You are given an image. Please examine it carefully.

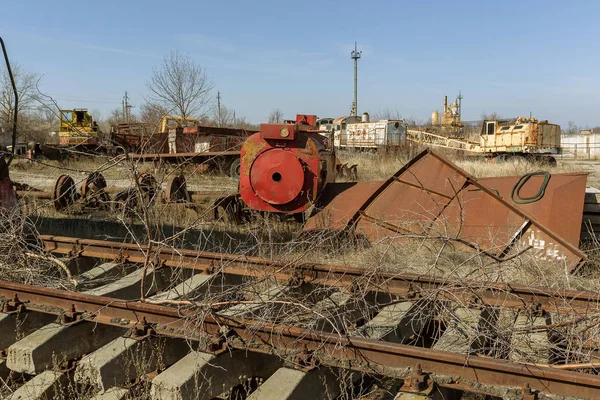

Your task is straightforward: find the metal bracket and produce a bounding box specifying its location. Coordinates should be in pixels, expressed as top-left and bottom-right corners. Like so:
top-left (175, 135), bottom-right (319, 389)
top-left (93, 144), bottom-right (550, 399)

top-left (525, 298), bottom-right (544, 317)
top-left (398, 364), bottom-right (434, 395)
top-left (294, 345), bottom-right (320, 372)
top-left (208, 325), bottom-right (236, 353)
top-left (2, 294), bottom-right (27, 314)
top-left (521, 383), bottom-right (538, 400)
top-left (60, 304), bottom-right (84, 325)
top-left (115, 248), bottom-right (129, 264)
top-left (127, 317), bottom-right (155, 341)
top-left (204, 262), bottom-right (216, 275)
top-left (406, 283), bottom-right (421, 300)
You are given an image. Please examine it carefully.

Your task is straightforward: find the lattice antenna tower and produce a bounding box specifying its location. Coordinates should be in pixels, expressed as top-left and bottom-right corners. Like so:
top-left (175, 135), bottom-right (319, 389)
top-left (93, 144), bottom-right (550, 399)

top-left (350, 41), bottom-right (362, 117)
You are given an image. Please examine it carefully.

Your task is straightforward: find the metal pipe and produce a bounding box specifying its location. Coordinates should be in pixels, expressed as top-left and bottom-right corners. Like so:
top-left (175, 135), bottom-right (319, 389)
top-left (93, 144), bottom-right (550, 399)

top-left (0, 37), bottom-right (18, 169)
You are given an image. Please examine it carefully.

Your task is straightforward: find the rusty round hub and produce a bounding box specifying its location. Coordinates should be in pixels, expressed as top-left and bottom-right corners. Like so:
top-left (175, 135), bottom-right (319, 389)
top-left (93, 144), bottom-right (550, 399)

top-left (165, 175), bottom-right (190, 203)
top-left (81, 171), bottom-right (107, 198)
top-left (138, 172), bottom-right (158, 203)
top-left (53, 175), bottom-right (76, 211)
top-left (250, 149), bottom-right (304, 205)
top-left (113, 188), bottom-right (138, 214)
top-left (138, 172), bottom-right (156, 193)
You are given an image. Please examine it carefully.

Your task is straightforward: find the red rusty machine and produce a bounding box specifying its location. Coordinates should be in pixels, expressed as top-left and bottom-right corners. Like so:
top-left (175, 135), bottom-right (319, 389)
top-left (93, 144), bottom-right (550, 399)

top-left (239, 116), bottom-right (336, 216)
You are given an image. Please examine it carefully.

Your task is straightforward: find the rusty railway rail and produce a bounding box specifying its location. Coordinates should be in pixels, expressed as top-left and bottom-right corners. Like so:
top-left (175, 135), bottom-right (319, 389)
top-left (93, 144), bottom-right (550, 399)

top-left (0, 278), bottom-right (600, 398)
top-left (40, 235), bottom-right (600, 315)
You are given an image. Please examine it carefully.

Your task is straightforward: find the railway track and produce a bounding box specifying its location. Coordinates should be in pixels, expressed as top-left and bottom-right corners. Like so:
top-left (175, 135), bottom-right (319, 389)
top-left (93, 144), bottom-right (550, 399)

top-left (0, 236), bottom-right (598, 399)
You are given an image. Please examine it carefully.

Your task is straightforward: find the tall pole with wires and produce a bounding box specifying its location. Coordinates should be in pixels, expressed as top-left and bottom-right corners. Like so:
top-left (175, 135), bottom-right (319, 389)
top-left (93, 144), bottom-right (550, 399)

top-left (350, 41), bottom-right (362, 117)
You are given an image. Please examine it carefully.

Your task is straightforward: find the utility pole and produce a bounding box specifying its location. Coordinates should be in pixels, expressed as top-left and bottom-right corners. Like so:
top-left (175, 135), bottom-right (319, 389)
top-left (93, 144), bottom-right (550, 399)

top-left (350, 41), bottom-right (362, 117)
top-left (217, 91), bottom-right (222, 127)
top-left (123, 91), bottom-right (133, 123)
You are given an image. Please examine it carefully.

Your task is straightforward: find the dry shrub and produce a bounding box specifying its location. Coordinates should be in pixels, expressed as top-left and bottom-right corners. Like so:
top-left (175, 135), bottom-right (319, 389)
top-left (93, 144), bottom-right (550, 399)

top-left (0, 207), bottom-right (74, 289)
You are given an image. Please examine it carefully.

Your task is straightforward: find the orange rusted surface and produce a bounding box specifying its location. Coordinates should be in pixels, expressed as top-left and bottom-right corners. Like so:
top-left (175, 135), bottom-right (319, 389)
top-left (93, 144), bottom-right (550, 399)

top-left (306, 150), bottom-right (587, 271)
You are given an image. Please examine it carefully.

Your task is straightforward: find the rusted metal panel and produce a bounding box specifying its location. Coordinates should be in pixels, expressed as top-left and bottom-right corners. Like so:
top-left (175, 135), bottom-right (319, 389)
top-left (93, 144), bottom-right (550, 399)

top-left (306, 150), bottom-right (586, 271)
top-left (477, 173), bottom-right (586, 247)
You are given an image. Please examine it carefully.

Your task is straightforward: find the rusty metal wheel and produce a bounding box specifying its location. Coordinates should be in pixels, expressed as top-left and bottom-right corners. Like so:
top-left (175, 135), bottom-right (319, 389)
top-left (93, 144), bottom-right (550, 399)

top-left (213, 194), bottom-right (246, 224)
top-left (53, 175), bottom-right (77, 211)
top-left (138, 172), bottom-right (158, 203)
top-left (112, 188), bottom-right (138, 215)
top-left (81, 171), bottom-right (107, 198)
top-left (165, 175), bottom-right (190, 203)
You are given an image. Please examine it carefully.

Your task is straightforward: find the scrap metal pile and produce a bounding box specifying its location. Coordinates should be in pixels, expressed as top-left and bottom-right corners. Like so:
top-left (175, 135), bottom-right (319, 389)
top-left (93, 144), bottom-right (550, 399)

top-left (4, 36), bottom-right (600, 399)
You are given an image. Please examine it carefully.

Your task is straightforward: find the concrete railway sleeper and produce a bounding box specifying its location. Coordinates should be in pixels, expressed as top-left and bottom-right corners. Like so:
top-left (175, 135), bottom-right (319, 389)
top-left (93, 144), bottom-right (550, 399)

top-left (0, 259), bottom-right (598, 398)
top-left (40, 235), bottom-right (600, 315)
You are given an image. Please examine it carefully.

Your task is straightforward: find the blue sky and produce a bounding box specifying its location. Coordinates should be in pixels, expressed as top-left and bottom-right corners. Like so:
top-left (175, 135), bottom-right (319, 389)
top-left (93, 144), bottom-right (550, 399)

top-left (1, 0), bottom-right (599, 127)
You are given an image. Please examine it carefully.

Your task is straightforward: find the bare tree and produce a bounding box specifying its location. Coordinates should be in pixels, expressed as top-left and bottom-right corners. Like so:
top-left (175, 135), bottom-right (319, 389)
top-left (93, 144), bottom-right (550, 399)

top-left (372, 108), bottom-right (404, 121)
top-left (0, 63), bottom-right (40, 143)
top-left (145, 50), bottom-right (214, 120)
top-left (481, 112), bottom-right (501, 121)
top-left (563, 121), bottom-right (580, 136)
top-left (139, 102), bottom-right (170, 133)
top-left (211, 104), bottom-right (237, 128)
top-left (268, 108), bottom-right (284, 123)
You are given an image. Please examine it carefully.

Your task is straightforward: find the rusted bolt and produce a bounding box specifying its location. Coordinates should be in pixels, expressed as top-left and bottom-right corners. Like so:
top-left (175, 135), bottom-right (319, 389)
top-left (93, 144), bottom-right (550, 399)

top-left (526, 298), bottom-right (544, 316)
top-left (521, 383), bottom-right (537, 400)
top-left (61, 304), bottom-right (83, 324)
top-left (130, 317), bottom-right (155, 340)
top-left (408, 364), bottom-right (429, 391)
top-left (2, 294), bottom-right (26, 314)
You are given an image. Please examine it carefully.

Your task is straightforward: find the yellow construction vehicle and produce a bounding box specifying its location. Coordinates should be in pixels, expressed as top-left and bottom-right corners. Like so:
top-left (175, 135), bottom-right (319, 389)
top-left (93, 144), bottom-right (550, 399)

top-left (407, 117), bottom-right (561, 165)
top-left (159, 115), bottom-right (199, 133)
top-left (58, 108), bottom-right (100, 146)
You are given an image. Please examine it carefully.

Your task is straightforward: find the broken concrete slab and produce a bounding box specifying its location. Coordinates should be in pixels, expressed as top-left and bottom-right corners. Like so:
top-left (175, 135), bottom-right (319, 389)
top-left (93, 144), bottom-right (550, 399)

top-left (509, 313), bottom-right (552, 364)
top-left (433, 308), bottom-right (491, 354)
top-left (218, 283), bottom-right (289, 318)
top-left (78, 262), bottom-right (138, 285)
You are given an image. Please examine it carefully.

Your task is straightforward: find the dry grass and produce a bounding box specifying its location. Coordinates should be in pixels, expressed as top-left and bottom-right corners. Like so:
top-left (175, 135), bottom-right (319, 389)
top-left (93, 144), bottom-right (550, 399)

top-left (336, 147), bottom-right (595, 183)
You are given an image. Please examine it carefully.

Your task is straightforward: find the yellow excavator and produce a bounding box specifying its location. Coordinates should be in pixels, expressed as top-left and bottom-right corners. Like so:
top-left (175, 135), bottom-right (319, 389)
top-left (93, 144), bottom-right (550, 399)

top-left (58, 108), bottom-right (100, 146)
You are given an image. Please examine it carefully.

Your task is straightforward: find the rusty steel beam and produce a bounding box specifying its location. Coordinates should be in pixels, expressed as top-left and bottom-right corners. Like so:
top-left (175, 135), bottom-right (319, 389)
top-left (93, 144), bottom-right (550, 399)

top-left (0, 279), bottom-right (599, 397)
top-left (39, 235), bottom-right (600, 315)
